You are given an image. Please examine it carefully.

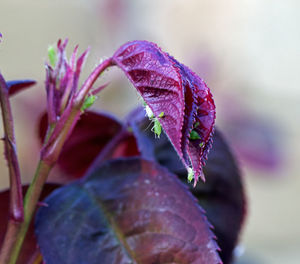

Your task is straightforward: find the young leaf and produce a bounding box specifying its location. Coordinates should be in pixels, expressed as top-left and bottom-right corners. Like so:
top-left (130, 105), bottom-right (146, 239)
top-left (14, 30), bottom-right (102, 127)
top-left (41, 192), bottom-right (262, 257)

top-left (127, 108), bottom-right (246, 264)
top-left (35, 158), bottom-right (221, 264)
top-left (111, 40), bottom-right (216, 185)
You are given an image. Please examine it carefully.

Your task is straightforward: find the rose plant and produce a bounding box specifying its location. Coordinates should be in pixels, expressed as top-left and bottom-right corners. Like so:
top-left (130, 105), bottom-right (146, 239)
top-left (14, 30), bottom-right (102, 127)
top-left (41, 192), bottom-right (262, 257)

top-left (0, 39), bottom-right (246, 264)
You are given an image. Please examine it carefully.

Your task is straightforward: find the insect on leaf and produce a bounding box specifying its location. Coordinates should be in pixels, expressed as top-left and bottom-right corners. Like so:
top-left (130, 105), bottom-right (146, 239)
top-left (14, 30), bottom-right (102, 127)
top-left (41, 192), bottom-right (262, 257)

top-left (126, 109), bottom-right (246, 263)
top-left (111, 41), bottom-right (216, 185)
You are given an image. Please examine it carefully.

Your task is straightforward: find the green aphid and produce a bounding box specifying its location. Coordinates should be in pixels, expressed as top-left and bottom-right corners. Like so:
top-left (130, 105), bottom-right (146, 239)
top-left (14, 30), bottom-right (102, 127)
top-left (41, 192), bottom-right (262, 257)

top-left (48, 45), bottom-right (57, 67)
top-left (152, 112), bottom-right (164, 138)
top-left (152, 118), bottom-right (162, 138)
top-left (187, 167), bottom-right (194, 182)
top-left (199, 142), bottom-right (204, 148)
top-left (189, 130), bottom-right (201, 140)
top-left (144, 103), bottom-right (164, 138)
top-left (81, 95), bottom-right (96, 112)
top-left (158, 111), bottom-right (164, 118)
top-left (194, 122), bottom-right (200, 128)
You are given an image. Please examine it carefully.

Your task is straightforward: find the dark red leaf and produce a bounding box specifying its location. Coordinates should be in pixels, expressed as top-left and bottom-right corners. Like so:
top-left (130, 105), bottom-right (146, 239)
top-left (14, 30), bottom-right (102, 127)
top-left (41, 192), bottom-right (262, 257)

top-left (111, 40), bottom-right (216, 184)
top-left (6, 80), bottom-right (36, 96)
top-left (35, 158), bottom-right (221, 264)
top-left (110, 134), bottom-right (139, 159)
top-left (38, 110), bottom-right (139, 181)
top-left (0, 184), bottom-right (59, 264)
top-left (127, 109), bottom-right (246, 264)
top-left (191, 130), bottom-right (246, 264)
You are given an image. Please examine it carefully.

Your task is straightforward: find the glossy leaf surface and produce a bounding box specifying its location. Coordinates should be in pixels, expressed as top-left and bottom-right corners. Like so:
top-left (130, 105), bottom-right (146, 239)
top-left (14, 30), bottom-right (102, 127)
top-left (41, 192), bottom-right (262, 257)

top-left (0, 184), bottom-right (59, 264)
top-left (35, 158), bottom-right (221, 264)
top-left (111, 40), bottom-right (216, 184)
top-left (127, 109), bottom-right (246, 264)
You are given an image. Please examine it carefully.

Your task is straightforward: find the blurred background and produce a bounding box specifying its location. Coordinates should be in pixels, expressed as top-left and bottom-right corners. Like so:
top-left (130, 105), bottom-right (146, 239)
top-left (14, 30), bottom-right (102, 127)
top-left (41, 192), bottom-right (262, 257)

top-left (0, 0), bottom-right (299, 263)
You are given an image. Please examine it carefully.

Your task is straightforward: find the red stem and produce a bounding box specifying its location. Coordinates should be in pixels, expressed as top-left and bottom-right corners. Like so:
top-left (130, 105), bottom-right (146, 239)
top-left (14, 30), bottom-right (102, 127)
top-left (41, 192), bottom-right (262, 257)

top-left (0, 72), bottom-right (23, 221)
top-left (75, 58), bottom-right (114, 104)
top-left (0, 55), bottom-right (114, 264)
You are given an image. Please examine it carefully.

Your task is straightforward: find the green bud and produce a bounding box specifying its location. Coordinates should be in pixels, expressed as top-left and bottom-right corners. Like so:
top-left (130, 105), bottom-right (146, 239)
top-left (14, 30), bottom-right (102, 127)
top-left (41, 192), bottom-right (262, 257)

top-left (48, 45), bottom-right (57, 67)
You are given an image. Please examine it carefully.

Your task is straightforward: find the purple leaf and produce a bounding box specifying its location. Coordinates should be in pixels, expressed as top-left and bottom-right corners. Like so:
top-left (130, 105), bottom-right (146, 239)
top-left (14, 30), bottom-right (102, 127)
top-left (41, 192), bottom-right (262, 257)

top-left (6, 80), bottom-right (36, 96)
top-left (35, 158), bottom-right (221, 264)
top-left (127, 109), bottom-right (246, 264)
top-left (111, 40), bottom-right (216, 184)
top-left (0, 184), bottom-right (59, 264)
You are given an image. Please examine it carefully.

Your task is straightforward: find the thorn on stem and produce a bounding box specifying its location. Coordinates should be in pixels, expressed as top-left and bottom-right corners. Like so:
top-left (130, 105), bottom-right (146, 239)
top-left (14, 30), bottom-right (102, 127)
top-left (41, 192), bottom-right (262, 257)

top-left (37, 201), bottom-right (49, 207)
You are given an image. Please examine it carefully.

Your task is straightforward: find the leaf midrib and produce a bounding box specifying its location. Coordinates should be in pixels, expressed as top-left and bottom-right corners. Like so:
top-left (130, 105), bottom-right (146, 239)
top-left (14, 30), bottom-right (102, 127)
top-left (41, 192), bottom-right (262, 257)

top-left (81, 183), bottom-right (140, 264)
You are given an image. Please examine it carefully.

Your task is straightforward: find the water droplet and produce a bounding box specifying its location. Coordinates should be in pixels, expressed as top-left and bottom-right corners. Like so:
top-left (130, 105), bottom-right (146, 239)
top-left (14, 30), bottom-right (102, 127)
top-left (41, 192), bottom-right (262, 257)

top-left (144, 179), bottom-right (150, 184)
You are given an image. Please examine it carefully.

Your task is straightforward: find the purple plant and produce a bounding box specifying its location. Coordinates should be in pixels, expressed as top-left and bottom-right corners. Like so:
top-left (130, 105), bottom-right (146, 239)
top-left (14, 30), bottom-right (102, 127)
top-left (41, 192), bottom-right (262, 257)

top-left (0, 39), bottom-right (246, 264)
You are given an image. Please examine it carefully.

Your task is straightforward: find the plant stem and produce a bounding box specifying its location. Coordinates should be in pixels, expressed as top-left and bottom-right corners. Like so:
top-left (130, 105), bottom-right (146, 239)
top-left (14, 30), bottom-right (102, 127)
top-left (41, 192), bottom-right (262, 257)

top-left (75, 58), bottom-right (113, 104)
top-left (0, 72), bottom-right (23, 221)
top-left (0, 73), bottom-right (24, 263)
top-left (0, 221), bottom-right (22, 264)
top-left (0, 58), bottom-right (113, 264)
top-left (6, 107), bottom-right (80, 264)
top-left (4, 160), bottom-right (51, 264)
